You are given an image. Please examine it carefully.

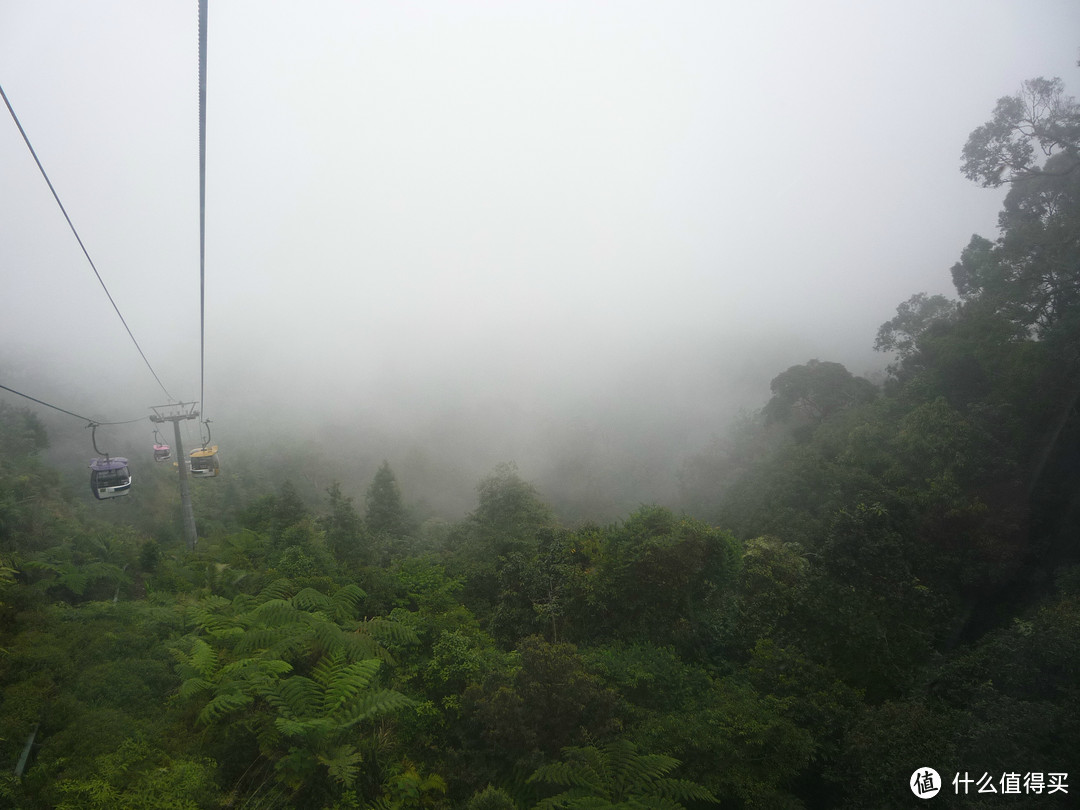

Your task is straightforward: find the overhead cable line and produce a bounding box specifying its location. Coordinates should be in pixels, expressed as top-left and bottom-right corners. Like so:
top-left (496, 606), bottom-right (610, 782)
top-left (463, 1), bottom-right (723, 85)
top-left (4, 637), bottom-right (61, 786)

top-left (198, 0), bottom-right (208, 419)
top-left (0, 383), bottom-right (145, 425)
top-left (0, 82), bottom-right (175, 402)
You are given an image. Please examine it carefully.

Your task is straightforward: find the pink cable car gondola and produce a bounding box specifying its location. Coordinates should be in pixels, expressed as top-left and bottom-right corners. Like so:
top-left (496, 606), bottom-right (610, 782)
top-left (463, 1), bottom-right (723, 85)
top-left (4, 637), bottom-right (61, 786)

top-left (153, 429), bottom-right (172, 462)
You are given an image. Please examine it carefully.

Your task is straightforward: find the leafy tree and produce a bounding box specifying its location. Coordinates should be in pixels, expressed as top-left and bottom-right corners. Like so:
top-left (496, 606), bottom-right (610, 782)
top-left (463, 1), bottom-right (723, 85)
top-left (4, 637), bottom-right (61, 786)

top-left (762, 360), bottom-right (877, 427)
top-left (467, 784), bottom-right (517, 810)
top-left (590, 507), bottom-right (741, 654)
top-left (369, 759), bottom-right (450, 809)
top-left (0, 401), bottom-right (48, 456)
top-left (634, 673), bottom-right (814, 807)
top-left (729, 536), bottom-right (810, 650)
top-left (367, 461), bottom-right (410, 538)
top-left (467, 636), bottom-right (618, 762)
top-left (276, 479), bottom-right (310, 526)
top-left (323, 481), bottom-right (368, 566)
top-left (527, 738), bottom-right (717, 809)
top-left (962, 76), bottom-right (1079, 187)
top-left (952, 72), bottom-right (1080, 356)
top-left (454, 464), bottom-right (557, 619)
top-left (873, 292), bottom-right (958, 365)
top-left (470, 463), bottom-right (554, 551)
top-left (53, 737), bottom-right (219, 810)
top-left (239, 479), bottom-right (311, 543)
top-left (488, 528), bottom-right (593, 646)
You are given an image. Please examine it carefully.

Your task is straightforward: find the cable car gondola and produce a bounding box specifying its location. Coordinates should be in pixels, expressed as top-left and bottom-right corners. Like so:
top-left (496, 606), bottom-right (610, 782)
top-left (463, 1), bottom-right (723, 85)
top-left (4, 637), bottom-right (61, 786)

top-left (189, 445), bottom-right (219, 477)
top-left (88, 422), bottom-right (131, 499)
top-left (90, 457), bottom-right (131, 499)
top-left (188, 420), bottom-right (219, 478)
top-left (152, 429), bottom-right (172, 462)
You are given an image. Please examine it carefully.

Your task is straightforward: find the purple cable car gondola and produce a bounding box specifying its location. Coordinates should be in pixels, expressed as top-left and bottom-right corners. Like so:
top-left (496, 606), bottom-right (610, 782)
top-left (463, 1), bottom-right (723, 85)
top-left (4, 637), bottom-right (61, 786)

top-left (90, 457), bottom-right (131, 500)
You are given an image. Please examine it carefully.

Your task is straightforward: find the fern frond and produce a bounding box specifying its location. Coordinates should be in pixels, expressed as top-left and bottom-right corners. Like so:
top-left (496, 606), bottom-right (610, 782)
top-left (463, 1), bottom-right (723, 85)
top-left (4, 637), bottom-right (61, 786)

top-left (217, 657), bottom-right (262, 679)
top-left (625, 797), bottom-right (686, 810)
top-left (311, 619), bottom-right (347, 657)
top-left (231, 593), bottom-right (258, 612)
top-left (292, 587), bottom-right (333, 612)
top-left (217, 657), bottom-right (292, 692)
top-left (257, 659), bottom-right (294, 678)
top-left (275, 676), bottom-right (323, 719)
top-left (654, 779), bottom-right (718, 803)
top-left (330, 584), bottom-right (366, 619)
top-left (533, 791), bottom-right (609, 810)
top-left (211, 625), bottom-right (245, 641)
top-left (236, 626), bottom-right (289, 655)
top-left (187, 594), bottom-right (232, 631)
top-left (612, 747), bottom-right (677, 781)
top-left (317, 744), bottom-right (363, 788)
top-left (185, 637), bottom-right (218, 678)
top-left (340, 688), bottom-right (414, 727)
top-left (58, 563), bottom-right (88, 595)
top-left (273, 717), bottom-right (312, 738)
top-left (339, 628), bottom-right (385, 663)
top-left (21, 558), bottom-right (58, 573)
top-left (198, 690), bottom-right (253, 724)
top-left (361, 616), bottom-right (419, 646)
top-left (258, 578), bottom-right (294, 602)
top-left (270, 623), bottom-right (316, 660)
top-left (251, 598), bottom-right (298, 626)
top-left (322, 659), bottom-right (381, 716)
top-left (311, 647), bottom-right (346, 687)
top-left (178, 676), bottom-right (212, 699)
top-left (529, 760), bottom-right (602, 790)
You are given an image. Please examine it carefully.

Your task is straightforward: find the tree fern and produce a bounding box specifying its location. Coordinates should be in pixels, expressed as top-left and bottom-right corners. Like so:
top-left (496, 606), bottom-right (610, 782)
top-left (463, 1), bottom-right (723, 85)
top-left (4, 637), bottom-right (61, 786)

top-left (330, 583), bottom-right (367, 619)
top-left (320, 659), bottom-right (382, 716)
top-left (529, 739), bottom-right (718, 809)
top-left (187, 594), bottom-right (235, 635)
top-left (174, 637), bottom-right (218, 679)
top-left (173, 581), bottom-right (416, 800)
top-left (362, 616), bottom-right (419, 647)
top-left (178, 676), bottom-right (212, 700)
top-left (258, 578), bottom-right (295, 601)
top-left (338, 688), bottom-right (414, 728)
top-left (272, 675), bottom-right (324, 719)
top-left (234, 625), bottom-right (287, 655)
top-left (251, 598), bottom-right (300, 626)
top-left (292, 587), bottom-right (333, 612)
top-left (316, 744), bottom-right (363, 789)
top-left (198, 691), bottom-right (254, 724)
top-left (310, 646), bottom-right (348, 688)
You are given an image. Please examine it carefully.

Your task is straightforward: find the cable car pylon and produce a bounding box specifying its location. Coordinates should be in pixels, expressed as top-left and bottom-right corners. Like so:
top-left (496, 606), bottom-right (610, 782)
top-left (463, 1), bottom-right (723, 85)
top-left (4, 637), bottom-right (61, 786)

top-left (149, 402), bottom-right (200, 550)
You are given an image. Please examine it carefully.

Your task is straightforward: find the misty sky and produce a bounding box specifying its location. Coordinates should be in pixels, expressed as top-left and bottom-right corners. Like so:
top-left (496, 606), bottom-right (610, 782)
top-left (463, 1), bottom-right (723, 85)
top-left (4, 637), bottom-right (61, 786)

top-left (2, 1), bottom-right (1079, 493)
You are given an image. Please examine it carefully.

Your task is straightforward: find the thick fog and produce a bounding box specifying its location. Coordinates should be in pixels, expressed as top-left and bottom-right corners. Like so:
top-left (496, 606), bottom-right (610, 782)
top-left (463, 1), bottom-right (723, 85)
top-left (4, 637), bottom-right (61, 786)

top-left (2, 1), bottom-right (1079, 519)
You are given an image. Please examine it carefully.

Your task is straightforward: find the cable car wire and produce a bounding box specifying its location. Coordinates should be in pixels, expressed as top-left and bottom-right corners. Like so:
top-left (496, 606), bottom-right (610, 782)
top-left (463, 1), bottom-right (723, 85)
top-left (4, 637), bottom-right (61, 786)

top-left (0, 82), bottom-right (175, 403)
top-left (0, 383), bottom-right (145, 425)
top-left (198, 0), bottom-right (208, 419)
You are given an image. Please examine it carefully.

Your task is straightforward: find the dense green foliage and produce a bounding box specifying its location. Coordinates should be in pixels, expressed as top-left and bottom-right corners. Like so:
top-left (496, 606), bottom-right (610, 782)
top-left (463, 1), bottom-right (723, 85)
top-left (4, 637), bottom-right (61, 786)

top-left (2, 70), bottom-right (1079, 809)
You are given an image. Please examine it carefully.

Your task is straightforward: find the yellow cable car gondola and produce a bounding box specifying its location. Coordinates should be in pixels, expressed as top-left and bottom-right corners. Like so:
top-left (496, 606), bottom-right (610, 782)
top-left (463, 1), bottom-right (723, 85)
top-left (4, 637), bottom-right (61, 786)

top-left (189, 445), bottom-right (219, 477)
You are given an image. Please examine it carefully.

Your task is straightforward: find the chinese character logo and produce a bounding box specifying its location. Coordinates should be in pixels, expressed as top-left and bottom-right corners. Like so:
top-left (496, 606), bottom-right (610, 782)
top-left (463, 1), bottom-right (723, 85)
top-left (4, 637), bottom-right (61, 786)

top-left (911, 767), bottom-right (942, 798)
